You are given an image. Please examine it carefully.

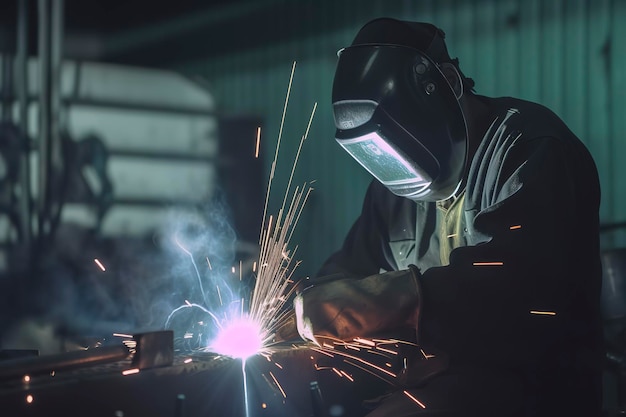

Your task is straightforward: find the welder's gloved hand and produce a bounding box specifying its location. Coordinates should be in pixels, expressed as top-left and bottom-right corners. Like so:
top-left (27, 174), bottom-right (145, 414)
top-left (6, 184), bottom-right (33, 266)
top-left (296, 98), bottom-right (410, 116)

top-left (273, 310), bottom-right (300, 342)
top-left (294, 265), bottom-right (422, 345)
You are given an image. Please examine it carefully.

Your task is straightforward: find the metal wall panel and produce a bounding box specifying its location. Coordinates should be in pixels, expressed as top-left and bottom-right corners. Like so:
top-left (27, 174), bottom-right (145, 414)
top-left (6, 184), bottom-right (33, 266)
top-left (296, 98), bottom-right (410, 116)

top-left (613, 0), bottom-right (626, 243)
top-left (177, 0), bottom-right (626, 276)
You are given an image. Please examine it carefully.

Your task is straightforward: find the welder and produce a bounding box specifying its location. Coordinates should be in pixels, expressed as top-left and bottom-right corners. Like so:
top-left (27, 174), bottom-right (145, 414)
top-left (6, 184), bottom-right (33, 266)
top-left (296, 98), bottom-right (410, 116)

top-left (292, 18), bottom-right (603, 417)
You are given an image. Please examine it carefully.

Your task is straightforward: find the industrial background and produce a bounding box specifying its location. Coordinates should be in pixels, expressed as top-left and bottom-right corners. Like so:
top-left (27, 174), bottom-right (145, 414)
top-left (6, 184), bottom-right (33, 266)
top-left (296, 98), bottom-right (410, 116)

top-left (169, 0), bottom-right (626, 276)
top-left (0, 0), bottom-right (625, 415)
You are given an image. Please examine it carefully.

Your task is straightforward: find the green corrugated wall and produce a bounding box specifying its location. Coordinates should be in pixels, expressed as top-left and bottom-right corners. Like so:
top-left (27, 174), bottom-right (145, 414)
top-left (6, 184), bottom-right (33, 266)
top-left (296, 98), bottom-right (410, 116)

top-left (176, 0), bottom-right (626, 278)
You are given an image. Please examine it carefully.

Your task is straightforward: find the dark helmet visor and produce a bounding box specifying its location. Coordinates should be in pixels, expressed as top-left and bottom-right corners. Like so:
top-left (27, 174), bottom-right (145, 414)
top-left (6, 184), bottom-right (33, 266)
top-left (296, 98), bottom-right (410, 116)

top-left (333, 45), bottom-right (468, 201)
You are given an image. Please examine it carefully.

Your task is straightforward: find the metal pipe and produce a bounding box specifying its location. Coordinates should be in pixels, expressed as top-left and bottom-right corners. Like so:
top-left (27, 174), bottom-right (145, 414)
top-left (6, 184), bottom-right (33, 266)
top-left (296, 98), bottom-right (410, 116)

top-left (0, 345), bottom-right (130, 380)
top-left (16, 0), bottom-right (32, 250)
top-left (50, 0), bottom-right (63, 181)
top-left (0, 55), bottom-right (13, 122)
top-left (42, 0), bottom-right (64, 242)
top-left (37, 0), bottom-right (52, 241)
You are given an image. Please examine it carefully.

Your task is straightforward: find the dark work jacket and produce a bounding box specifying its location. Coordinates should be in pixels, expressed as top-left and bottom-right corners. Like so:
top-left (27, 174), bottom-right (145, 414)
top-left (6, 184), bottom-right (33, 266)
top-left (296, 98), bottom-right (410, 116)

top-left (318, 97), bottom-right (603, 416)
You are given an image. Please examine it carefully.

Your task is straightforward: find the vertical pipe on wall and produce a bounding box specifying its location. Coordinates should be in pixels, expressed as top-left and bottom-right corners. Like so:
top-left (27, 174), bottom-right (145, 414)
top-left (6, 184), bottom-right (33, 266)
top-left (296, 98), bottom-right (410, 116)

top-left (0, 56), bottom-right (13, 122)
top-left (49, 0), bottom-right (64, 234)
top-left (16, 0), bottom-right (32, 252)
top-left (37, 0), bottom-right (52, 241)
top-left (51, 0), bottom-right (63, 169)
top-left (36, 0), bottom-right (63, 245)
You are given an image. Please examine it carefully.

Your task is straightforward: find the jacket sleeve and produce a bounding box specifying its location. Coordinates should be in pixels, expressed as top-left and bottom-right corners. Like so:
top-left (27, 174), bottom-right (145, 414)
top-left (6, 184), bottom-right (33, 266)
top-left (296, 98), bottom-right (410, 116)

top-left (418, 136), bottom-right (602, 370)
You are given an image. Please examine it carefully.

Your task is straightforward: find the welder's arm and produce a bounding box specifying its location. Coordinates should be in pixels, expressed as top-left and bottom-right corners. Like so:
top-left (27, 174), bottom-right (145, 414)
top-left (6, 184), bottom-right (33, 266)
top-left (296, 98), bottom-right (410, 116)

top-left (293, 266), bottom-right (422, 344)
top-left (305, 136), bottom-right (597, 364)
top-left (417, 137), bottom-right (601, 366)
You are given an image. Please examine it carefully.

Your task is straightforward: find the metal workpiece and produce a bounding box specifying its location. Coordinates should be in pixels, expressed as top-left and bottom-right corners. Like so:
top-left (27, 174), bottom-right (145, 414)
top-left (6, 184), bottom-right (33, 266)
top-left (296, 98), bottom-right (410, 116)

top-left (131, 330), bottom-right (174, 369)
top-left (0, 340), bottom-right (404, 417)
top-left (0, 344), bottom-right (131, 380)
top-left (0, 330), bottom-right (176, 381)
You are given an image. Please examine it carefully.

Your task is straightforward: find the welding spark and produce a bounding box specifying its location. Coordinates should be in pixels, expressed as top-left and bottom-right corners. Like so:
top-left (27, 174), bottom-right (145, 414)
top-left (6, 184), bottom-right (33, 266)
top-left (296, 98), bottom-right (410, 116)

top-left (255, 127), bottom-right (261, 158)
top-left (165, 61), bottom-right (316, 367)
top-left (420, 348), bottom-right (435, 359)
top-left (375, 346), bottom-right (398, 355)
top-left (122, 368), bottom-right (140, 376)
top-left (340, 370), bottom-right (354, 381)
top-left (343, 359), bottom-right (390, 381)
top-left (269, 371), bottom-right (287, 398)
top-left (174, 235), bottom-right (209, 306)
top-left (354, 338), bottom-right (376, 347)
top-left (472, 261), bottom-right (504, 266)
top-left (242, 102), bottom-right (317, 352)
top-left (403, 390), bottom-right (426, 408)
top-left (210, 317), bottom-right (264, 360)
top-left (216, 285), bottom-right (223, 306)
top-left (308, 336), bottom-right (439, 390)
top-left (313, 348), bottom-right (335, 358)
top-left (311, 347), bottom-right (397, 379)
top-left (162, 61), bottom-right (322, 417)
top-left (122, 340), bottom-right (137, 350)
top-left (94, 258), bottom-right (106, 271)
top-left (165, 302), bottom-right (222, 334)
top-left (530, 310), bottom-right (556, 316)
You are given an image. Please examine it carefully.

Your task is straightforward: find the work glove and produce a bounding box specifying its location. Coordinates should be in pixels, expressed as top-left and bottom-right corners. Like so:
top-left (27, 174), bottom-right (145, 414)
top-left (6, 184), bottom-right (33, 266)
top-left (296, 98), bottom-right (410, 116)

top-left (273, 311), bottom-right (300, 342)
top-left (293, 266), bottom-right (449, 388)
top-left (294, 265), bottom-right (423, 345)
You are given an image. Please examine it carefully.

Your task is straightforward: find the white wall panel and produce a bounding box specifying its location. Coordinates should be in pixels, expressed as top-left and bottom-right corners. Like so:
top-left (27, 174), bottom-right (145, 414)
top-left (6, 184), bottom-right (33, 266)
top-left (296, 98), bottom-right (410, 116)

top-left (108, 157), bottom-right (215, 200)
top-left (1, 59), bottom-right (218, 239)
top-left (67, 107), bottom-right (218, 155)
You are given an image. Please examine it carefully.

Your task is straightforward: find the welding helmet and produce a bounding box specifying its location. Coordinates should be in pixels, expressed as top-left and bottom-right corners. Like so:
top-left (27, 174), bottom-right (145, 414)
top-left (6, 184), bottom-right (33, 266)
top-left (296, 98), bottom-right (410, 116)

top-left (332, 18), bottom-right (468, 201)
